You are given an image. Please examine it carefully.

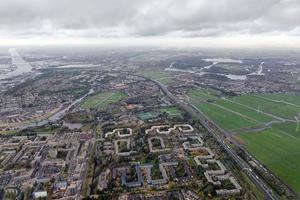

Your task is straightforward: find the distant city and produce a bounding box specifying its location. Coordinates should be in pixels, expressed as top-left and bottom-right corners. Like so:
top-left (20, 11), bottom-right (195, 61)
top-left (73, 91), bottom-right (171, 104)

top-left (0, 46), bottom-right (299, 200)
top-left (1, 0), bottom-right (300, 199)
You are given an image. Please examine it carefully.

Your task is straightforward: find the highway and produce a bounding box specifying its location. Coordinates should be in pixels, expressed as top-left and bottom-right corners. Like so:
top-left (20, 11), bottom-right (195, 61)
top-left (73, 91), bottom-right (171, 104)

top-left (150, 79), bottom-right (279, 200)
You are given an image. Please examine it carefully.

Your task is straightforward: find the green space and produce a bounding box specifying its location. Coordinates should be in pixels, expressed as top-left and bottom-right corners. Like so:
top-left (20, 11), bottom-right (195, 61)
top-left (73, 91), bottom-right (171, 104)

top-left (196, 102), bottom-right (256, 130)
top-left (189, 89), bottom-right (300, 193)
top-left (137, 106), bottom-right (182, 120)
top-left (272, 122), bottom-right (300, 139)
top-left (259, 93), bottom-right (300, 106)
top-left (137, 111), bottom-right (160, 120)
top-left (151, 165), bottom-right (163, 179)
top-left (239, 126), bottom-right (300, 194)
top-left (188, 89), bottom-right (300, 131)
top-left (188, 89), bottom-right (219, 102)
top-left (0, 129), bottom-right (19, 135)
top-left (159, 106), bottom-right (182, 117)
top-left (80, 91), bottom-right (127, 109)
top-left (137, 69), bottom-right (175, 85)
top-left (215, 99), bottom-right (274, 124)
top-left (232, 95), bottom-right (300, 120)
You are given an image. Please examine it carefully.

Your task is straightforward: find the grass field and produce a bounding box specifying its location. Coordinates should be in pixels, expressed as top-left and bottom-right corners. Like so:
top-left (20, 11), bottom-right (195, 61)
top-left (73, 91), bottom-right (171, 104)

top-left (188, 89), bottom-right (300, 194)
top-left (137, 69), bottom-right (175, 85)
top-left (232, 95), bottom-right (300, 120)
top-left (138, 111), bottom-right (160, 120)
top-left (259, 93), bottom-right (300, 106)
top-left (196, 102), bottom-right (257, 130)
top-left (159, 106), bottom-right (182, 117)
top-left (188, 89), bottom-right (219, 102)
top-left (239, 125), bottom-right (300, 194)
top-left (0, 129), bottom-right (19, 135)
top-left (188, 89), bottom-right (300, 130)
top-left (80, 91), bottom-right (127, 109)
top-left (188, 89), bottom-right (276, 130)
top-left (137, 107), bottom-right (182, 120)
top-left (272, 122), bottom-right (300, 139)
top-left (215, 99), bottom-right (275, 123)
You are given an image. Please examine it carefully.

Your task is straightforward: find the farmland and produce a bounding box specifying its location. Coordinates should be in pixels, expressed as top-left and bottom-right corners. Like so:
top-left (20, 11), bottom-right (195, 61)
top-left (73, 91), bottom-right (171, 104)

top-left (80, 91), bottom-right (127, 109)
top-left (239, 124), bottom-right (300, 194)
top-left (232, 95), bottom-right (300, 120)
top-left (188, 89), bottom-right (300, 194)
top-left (259, 93), bottom-right (300, 106)
top-left (196, 102), bottom-right (256, 130)
top-left (188, 89), bottom-right (276, 131)
top-left (136, 69), bottom-right (176, 85)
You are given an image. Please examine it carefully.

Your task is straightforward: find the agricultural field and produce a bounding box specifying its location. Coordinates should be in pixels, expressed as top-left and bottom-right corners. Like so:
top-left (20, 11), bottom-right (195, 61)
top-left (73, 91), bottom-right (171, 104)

top-left (80, 91), bottom-right (127, 109)
top-left (187, 89), bottom-right (219, 102)
top-left (232, 95), bottom-right (300, 120)
top-left (188, 89), bottom-right (300, 131)
top-left (259, 93), bottom-right (300, 106)
top-left (188, 89), bottom-right (276, 130)
top-left (188, 88), bottom-right (300, 194)
top-left (239, 124), bottom-right (300, 194)
top-left (272, 121), bottom-right (300, 139)
top-left (196, 102), bottom-right (257, 130)
top-left (136, 68), bottom-right (176, 85)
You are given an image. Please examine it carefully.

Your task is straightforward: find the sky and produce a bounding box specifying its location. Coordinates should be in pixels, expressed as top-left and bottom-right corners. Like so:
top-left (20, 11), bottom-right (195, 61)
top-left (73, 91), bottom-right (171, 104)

top-left (0, 0), bottom-right (300, 47)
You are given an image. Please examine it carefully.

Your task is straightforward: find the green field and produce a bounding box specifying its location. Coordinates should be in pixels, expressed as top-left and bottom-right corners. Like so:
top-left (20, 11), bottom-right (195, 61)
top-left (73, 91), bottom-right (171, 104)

top-left (80, 91), bottom-right (127, 109)
top-left (259, 93), bottom-right (300, 106)
top-left (232, 95), bottom-right (300, 120)
top-left (137, 106), bottom-right (182, 120)
top-left (159, 106), bottom-right (182, 117)
top-left (272, 122), bottom-right (300, 139)
top-left (188, 89), bottom-right (300, 131)
top-left (137, 69), bottom-right (176, 85)
top-left (215, 99), bottom-right (274, 123)
top-left (188, 88), bottom-right (300, 194)
top-left (188, 89), bottom-right (276, 130)
top-left (196, 102), bottom-right (256, 130)
top-left (188, 89), bottom-right (219, 102)
top-left (239, 124), bottom-right (300, 194)
top-left (137, 111), bottom-right (160, 120)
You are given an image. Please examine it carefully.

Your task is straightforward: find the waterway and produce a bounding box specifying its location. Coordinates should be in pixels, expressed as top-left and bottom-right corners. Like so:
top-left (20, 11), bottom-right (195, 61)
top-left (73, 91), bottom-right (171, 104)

top-left (165, 59), bottom-right (263, 80)
top-left (0, 48), bottom-right (33, 80)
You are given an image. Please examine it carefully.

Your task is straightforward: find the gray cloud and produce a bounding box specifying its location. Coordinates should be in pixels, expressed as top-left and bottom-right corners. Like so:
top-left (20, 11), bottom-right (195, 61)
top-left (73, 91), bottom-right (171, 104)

top-left (0, 0), bottom-right (299, 38)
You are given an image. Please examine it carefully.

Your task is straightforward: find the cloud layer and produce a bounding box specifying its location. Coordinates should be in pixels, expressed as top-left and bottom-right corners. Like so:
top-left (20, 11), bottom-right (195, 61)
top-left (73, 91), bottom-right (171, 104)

top-left (0, 0), bottom-right (299, 39)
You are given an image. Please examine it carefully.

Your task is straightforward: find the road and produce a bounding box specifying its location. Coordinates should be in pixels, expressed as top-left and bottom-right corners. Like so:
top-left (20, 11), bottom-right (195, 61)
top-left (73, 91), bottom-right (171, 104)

top-left (150, 78), bottom-right (279, 200)
top-left (14, 88), bottom-right (94, 130)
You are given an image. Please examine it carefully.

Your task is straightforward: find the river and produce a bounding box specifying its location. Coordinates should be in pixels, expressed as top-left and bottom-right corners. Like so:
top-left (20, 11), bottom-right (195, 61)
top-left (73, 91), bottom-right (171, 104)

top-left (0, 48), bottom-right (33, 80)
top-left (165, 59), bottom-right (264, 80)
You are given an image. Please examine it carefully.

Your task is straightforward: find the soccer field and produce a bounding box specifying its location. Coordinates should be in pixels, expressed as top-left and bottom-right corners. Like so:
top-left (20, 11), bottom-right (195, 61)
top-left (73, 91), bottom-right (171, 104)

top-left (80, 91), bottom-right (127, 109)
top-left (137, 106), bottom-right (182, 120)
top-left (159, 106), bottom-right (182, 117)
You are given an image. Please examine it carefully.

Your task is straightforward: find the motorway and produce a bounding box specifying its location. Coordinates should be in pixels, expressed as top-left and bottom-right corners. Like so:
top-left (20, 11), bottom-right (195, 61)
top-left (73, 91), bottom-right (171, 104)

top-left (150, 78), bottom-right (279, 200)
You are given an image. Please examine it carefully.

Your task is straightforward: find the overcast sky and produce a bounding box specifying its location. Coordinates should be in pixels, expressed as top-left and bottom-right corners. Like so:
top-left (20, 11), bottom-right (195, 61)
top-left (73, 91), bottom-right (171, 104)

top-left (0, 0), bottom-right (299, 47)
